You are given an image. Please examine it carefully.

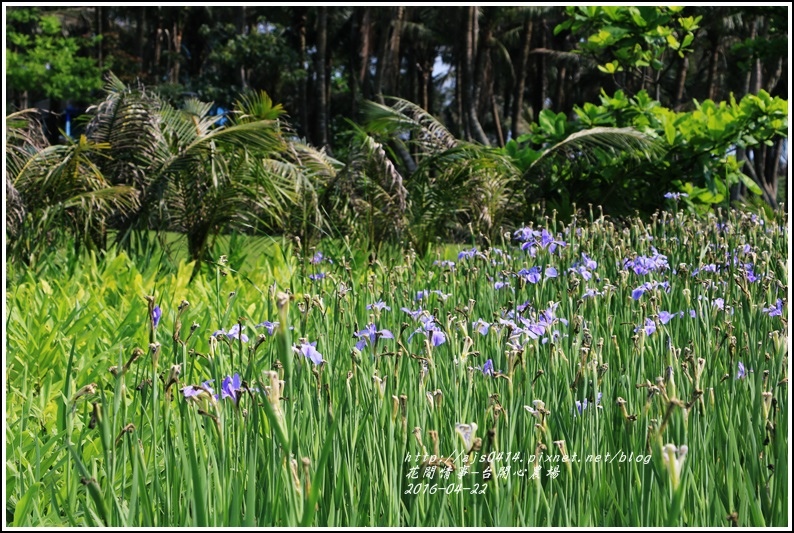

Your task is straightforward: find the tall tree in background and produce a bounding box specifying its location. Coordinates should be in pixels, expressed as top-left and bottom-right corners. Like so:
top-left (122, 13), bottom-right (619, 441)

top-left (315, 7), bottom-right (329, 149)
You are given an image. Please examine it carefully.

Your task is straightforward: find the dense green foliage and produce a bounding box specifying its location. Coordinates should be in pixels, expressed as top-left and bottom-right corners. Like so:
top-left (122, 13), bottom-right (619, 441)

top-left (6, 8), bottom-right (103, 105)
top-left (505, 89), bottom-right (787, 216)
top-left (5, 207), bottom-right (788, 526)
top-left (6, 7), bottom-right (789, 267)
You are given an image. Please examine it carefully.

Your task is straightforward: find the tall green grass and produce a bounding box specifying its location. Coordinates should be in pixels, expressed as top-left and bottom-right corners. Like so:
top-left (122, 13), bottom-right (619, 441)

top-left (5, 207), bottom-right (788, 526)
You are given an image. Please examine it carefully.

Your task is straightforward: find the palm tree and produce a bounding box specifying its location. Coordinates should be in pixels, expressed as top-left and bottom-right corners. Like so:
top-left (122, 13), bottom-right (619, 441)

top-left (79, 74), bottom-right (338, 269)
top-left (341, 95), bottom-right (663, 248)
top-left (6, 108), bottom-right (139, 263)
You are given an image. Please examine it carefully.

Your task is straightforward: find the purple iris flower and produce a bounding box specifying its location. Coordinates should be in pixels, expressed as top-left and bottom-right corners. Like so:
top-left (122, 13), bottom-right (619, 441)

top-left (631, 286), bottom-right (647, 300)
top-left (522, 320), bottom-right (547, 340)
top-left (569, 264), bottom-right (593, 281)
top-left (309, 272), bottom-right (326, 281)
top-left (574, 392), bottom-right (602, 415)
top-left (762, 299), bottom-right (783, 317)
top-left (367, 300), bottom-right (391, 312)
top-left (518, 267), bottom-right (541, 284)
top-left (213, 324), bottom-right (249, 343)
top-left (432, 290), bottom-right (451, 301)
top-left (401, 307), bottom-right (425, 320)
top-left (429, 329), bottom-right (446, 347)
top-left (416, 290), bottom-right (430, 301)
top-left (482, 359), bottom-right (494, 377)
top-left (409, 316), bottom-right (446, 347)
top-left (310, 251), bottom-right (328, 264)
top-left (736, 362), bottom-right (747, 380)
top-left (664, 192), bottom-right (688, 200)
top-left (658, 311), bottom-right (674, 325)
top-left (712, 298), bottom-right (725, 310)
top-left (581, 253), bottom-right (597, 270)
top-left (494, 281), bottom-right (510, 290)
top-left (182, 386), bottom-right (203, 399)
top-left (182, 379), bottom-right (215, 399)
top-left (542, 330), bottom-right (563, 344)
top-left (255, 320), bottom-right (279, 336)
top-left (472, 319), bottom-right (490, 336)
top-left (520, 242), bottom-right (539, 257)
top-left (152, 305), bottom-right (162, 328)
top-left (354, 323), bottom-right (394, 350)
top-left (545, 266), bottom-right (558, 278)
top-left (295, 341), bottom-right (324, 365)
top-left (221, 373), bottom-right (242, 402)
top-left (622, 249), bottom-right (669, 275)
top-left (516, 301), bottom-right (533, 314)
top-left (513, 227), bottom-right (540, 242)
top-left (583, 288), bottom-right (601, 299)
top-left (631, 281), bottom-right (670, 300)
top-left (634, 318), bottom-right (656, 336)
top-left (540, 229), bottom-right (567, 253)
top-left (227, 323), bottom-right (249, 343)
top-left (458, 248), bottom-right (479, 261)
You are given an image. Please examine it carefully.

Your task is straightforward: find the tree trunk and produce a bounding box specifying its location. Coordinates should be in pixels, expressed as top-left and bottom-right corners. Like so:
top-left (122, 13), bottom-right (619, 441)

top-left (171, 18), bottom-right (183, 85)
top-left (295, 8), bottom-right (308, 138)
top-left (136, 8), bottom-right (146, 74)
top-left (463, 6), bottom-right (489, 145)
top-left (349, 12), bottom-right (360, 118)
top-left (386, 7), bottom-right (404, 95)
top-left (534, 22), bottom-right (549, 113)
top-left (473, 12), bottom-right (491, 117)
top-left (315, 7), bottom-right (329, 149)
top-left (356, 7), bottom-right (372, 105)
top-left (491, 93), bottom-right (504, 147)
top-left (456, 59), bottom-right (466, 139)
top-left (511, 18), bottom-right (532, 140)
top-left (154, 9), bottom-right (163, 78)
top-left (350, 7), bottom-right (370, 116)
top-left (706, 36), bottom-right (720, 100)
top-left (95, 6), bottom-right (104, 68)
top-left (554, 64), bottom-right (567, 113)
top-left (236, 7), bottom-right (247, 90)
top-left (673, 56), bottom-right (688, 109)
top-left (373, 10), bottom-right (390, 103)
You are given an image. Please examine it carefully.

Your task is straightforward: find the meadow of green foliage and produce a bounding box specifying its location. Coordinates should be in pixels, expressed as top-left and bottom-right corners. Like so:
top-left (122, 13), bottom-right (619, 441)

top-left (5, 205), bottom-right (788, 527)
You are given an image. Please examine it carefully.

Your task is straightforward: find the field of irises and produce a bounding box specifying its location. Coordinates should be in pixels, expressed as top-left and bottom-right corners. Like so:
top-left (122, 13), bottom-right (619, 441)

top-left (5, 205), bottom-right (789, 527)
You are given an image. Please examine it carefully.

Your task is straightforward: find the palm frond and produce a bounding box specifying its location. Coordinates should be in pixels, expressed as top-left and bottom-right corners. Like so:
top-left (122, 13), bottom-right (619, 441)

top-left (530, 126), bottom-right (663, 170)
top-left (362, 97), bottom-right (457, 153)
top-left (233, 90), bottom-right (286, 122)
top-left (350, 131), bottom-right (408, 213)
